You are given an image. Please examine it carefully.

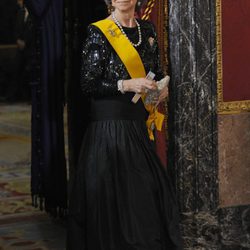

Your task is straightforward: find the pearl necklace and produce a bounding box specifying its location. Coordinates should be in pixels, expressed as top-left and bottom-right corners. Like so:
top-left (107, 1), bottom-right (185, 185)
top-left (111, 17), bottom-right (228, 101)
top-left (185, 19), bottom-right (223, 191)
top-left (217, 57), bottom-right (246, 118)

top-left (112, 12), bottom-right (142, 48)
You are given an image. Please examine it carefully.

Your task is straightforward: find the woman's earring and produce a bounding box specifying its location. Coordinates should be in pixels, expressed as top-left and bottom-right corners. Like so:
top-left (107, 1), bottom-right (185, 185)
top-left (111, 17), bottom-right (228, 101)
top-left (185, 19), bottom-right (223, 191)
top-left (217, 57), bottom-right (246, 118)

top-left (107, 3), bottom-right (115, 14)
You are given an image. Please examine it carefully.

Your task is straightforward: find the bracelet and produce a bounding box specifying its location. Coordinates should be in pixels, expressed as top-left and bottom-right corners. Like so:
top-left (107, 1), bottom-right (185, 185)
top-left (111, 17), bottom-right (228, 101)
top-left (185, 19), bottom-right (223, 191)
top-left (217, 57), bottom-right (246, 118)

top-left (117, 80), bottom-right (125, 94)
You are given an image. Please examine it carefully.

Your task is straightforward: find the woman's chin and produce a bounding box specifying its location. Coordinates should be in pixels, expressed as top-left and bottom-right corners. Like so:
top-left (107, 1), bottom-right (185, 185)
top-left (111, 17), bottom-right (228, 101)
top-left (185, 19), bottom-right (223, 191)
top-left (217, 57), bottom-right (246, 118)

top-left (116, 6), bottom-right (135, 12)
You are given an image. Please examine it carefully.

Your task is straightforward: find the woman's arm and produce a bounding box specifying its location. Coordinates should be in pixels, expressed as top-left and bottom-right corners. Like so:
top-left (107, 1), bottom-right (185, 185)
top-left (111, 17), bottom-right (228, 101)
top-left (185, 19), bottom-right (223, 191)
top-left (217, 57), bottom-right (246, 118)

top-left (80, 25), bottom-right (120, 98)
top-left (149, 21), bottom-right (165, 82)
top-left (147, 21), bottom-right (168, 104)
top-left (81, 24), bottom-right (158, 97)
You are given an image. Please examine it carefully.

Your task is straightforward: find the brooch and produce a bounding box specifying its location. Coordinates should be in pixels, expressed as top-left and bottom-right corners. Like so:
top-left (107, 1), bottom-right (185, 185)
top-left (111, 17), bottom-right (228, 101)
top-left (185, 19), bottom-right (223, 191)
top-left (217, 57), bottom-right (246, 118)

top-left (148, 37), bottom-right (155, 47)
top-left (108, 28), bottom-right (117, 37)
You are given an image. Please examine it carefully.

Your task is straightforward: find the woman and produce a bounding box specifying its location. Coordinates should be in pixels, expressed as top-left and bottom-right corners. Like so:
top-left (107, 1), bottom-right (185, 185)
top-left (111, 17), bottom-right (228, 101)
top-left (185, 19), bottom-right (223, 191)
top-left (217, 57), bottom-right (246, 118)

top-left (67, 0), bottom-right (183, 249)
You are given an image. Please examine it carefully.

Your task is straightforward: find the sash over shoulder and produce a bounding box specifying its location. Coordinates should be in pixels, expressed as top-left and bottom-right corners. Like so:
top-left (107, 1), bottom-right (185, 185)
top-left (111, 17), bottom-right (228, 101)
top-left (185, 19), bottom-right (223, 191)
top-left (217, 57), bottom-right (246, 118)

top-left (92, 19), bottom-right (164, 140)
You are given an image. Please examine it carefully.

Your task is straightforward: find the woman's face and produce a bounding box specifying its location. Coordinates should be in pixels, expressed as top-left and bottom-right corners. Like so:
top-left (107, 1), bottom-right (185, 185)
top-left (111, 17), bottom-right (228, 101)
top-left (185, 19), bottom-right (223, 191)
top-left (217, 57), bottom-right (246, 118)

top-left (112, 0), bottom-right (137, 12)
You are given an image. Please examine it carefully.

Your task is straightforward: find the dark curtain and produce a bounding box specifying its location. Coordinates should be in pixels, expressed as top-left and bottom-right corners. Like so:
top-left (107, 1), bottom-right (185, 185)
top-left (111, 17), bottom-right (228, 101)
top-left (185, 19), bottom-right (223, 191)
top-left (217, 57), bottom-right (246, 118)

top-left (65, 0), bottom-right (107, 192)
top-left (25, 0), bottom-right (67, 217)
top-left (0, 0), bottom-right (19, 44)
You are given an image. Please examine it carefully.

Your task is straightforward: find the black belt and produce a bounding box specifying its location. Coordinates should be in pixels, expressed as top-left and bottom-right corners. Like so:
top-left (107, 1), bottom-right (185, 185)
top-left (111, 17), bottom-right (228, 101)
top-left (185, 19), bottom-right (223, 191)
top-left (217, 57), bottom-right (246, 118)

top-left (90, 99), bottom-right (148, 121)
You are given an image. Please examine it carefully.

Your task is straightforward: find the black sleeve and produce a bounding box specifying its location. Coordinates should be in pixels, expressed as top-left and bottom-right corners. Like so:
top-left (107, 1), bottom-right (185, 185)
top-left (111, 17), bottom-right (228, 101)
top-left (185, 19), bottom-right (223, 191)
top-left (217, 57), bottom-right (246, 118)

top-left (148, 21), bottom-right (165, 81)
top-left (80, 25), bottom-right (120, 98)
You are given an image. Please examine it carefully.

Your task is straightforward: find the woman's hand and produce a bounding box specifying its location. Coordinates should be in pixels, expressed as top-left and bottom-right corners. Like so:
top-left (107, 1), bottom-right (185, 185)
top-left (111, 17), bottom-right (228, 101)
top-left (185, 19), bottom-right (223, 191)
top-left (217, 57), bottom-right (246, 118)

top-left (123, 78), bottom-right (157, 94)
top-left (155, 85), bottom-right (169, 107)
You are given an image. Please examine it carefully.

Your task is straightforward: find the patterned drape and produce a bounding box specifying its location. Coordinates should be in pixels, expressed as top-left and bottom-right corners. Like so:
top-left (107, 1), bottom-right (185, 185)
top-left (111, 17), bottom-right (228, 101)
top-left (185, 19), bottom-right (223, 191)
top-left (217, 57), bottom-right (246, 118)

top-left (25, 0), bottom-right (67, 217)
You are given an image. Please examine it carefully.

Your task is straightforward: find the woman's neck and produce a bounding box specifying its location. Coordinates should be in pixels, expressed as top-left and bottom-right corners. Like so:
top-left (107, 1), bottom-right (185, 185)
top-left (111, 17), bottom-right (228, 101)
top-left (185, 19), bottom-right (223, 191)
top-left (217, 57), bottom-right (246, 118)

top-left (113, 9), bottom-right (136, 27)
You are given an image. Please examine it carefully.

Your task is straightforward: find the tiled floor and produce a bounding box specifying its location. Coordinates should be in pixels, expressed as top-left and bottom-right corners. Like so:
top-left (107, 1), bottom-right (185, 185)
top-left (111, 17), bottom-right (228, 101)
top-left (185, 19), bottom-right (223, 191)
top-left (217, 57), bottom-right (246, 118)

top-left (0, 103), bottom-right (66, 250)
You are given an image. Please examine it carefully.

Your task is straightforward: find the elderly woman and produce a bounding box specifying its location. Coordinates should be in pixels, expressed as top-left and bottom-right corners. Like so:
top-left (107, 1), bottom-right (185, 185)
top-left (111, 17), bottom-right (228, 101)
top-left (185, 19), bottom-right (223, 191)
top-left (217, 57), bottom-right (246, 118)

top-left (67, 0), bottom-right (183, 249)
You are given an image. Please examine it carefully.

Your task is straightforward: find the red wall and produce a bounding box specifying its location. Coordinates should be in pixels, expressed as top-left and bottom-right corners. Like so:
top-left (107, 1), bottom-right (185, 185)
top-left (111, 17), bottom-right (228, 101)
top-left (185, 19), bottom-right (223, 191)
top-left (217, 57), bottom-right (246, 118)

top-left (222, 0), bottom-right (250, 102)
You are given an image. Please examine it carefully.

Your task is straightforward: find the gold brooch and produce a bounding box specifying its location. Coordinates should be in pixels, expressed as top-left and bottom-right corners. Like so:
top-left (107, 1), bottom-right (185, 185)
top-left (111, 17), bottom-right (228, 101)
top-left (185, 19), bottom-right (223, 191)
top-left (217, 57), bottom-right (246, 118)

top-left (148, 37), bottom-right (155, 47)
top-left (108, 28), bottom-right (117, 37)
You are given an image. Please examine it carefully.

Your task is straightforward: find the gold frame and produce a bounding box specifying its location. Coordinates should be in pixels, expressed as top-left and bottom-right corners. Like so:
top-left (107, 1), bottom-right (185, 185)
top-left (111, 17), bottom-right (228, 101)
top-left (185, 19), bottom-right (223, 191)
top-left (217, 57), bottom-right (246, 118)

top-left (216, 0), bottom-right (250, 114)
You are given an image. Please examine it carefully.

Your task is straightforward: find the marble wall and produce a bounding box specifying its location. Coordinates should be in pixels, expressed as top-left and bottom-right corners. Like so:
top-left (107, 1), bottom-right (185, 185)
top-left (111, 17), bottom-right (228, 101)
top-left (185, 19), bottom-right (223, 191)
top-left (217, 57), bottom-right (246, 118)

top-left (219, 113), bottom-right (250, 208)
top-left (167, 0), bottom-right (250, 249)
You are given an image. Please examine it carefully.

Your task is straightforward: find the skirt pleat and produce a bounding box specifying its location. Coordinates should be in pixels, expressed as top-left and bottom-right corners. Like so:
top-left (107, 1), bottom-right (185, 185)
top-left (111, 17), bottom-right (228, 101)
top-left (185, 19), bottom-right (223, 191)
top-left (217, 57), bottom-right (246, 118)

top-left (67, 120), bottom-right (183, 250)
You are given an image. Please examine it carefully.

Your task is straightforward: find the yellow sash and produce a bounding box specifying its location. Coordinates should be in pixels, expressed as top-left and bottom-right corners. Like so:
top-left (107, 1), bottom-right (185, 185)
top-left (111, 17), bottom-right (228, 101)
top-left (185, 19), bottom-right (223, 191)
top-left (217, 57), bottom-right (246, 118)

top-left (92, 19), bottom-right (164, 140)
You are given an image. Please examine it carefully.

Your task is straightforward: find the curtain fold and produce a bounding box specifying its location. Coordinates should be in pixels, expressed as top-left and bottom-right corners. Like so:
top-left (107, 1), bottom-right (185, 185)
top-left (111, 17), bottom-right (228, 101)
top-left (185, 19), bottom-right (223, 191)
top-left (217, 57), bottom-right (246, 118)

top-left (25, 0), bottom-right (52, 18)
top-left (25, 0), bottom-right (67, 217)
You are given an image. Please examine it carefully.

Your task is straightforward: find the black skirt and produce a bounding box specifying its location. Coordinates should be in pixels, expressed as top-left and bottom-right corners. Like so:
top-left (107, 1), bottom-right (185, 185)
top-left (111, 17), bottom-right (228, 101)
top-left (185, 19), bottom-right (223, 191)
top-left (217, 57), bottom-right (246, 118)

top-left (67, 99), bottom-right (183, 250)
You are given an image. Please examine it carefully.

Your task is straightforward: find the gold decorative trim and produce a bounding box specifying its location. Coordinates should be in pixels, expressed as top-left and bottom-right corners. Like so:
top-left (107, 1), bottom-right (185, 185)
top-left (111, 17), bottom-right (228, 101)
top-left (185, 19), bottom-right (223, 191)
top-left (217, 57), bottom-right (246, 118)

top-left (142, 0), bottom-right (156, 20)
top-left (216, 0), bottom-right (250, 114)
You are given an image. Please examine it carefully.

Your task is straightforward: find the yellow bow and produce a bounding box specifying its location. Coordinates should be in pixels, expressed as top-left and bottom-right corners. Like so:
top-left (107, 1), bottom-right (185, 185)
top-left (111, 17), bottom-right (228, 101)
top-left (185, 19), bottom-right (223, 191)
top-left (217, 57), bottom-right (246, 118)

top-left (142, 95), bottom-right (165, 140)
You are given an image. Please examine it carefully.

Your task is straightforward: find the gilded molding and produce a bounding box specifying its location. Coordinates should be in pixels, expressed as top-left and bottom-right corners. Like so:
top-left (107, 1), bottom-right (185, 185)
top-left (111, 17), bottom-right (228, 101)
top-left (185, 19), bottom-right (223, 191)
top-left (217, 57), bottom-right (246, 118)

top-left (216, 0), bottom-right (250, 114)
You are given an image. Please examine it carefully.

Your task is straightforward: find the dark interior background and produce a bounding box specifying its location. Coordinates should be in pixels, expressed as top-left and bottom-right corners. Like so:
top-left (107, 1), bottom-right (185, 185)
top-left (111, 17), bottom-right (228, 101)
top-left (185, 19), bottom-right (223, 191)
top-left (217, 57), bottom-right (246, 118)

top-left (64, 0), bottom-right (108, 184)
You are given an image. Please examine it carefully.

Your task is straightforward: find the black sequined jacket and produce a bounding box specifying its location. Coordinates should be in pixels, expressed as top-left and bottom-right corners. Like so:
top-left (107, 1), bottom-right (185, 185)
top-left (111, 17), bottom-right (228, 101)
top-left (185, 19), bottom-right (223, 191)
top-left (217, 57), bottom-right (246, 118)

top-left (81, 19), bottom-right (164, 97)
top-left (80, 19), bottom-right (164, 121)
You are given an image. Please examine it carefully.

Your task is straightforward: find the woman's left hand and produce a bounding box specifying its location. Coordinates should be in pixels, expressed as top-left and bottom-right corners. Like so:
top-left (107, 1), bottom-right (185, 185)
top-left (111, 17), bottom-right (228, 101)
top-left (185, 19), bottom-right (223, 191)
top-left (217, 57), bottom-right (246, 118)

top-left (155, 86), bottom-right (169, 107)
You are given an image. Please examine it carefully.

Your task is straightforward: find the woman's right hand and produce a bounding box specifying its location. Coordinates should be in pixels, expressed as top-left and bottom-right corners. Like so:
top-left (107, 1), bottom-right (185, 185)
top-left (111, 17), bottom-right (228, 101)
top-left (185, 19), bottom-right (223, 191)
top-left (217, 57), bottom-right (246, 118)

top-left (123, 78), bottom-right (157, 94)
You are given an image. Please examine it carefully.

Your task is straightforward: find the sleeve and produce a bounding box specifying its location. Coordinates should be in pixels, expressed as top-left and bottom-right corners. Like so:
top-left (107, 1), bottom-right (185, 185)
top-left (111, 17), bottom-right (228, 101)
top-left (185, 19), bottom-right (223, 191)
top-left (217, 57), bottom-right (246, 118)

top-left (149, 21), bottom-right (165, 81)
top-left (80, 25), bottom-right (120, 98)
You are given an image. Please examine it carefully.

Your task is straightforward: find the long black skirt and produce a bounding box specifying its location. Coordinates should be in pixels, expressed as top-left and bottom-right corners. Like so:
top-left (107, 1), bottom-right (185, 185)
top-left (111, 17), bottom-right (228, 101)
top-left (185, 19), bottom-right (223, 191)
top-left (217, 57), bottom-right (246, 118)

top-left (67, 119), bottom-right (183, 250)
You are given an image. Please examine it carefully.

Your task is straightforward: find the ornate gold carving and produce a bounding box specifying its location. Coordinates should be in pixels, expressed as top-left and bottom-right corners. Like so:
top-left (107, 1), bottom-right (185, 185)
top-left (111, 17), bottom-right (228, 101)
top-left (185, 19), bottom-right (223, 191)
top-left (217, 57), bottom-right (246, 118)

top-left (216, 0), bottom-right (250, 114)
top-left (142, 0), bottom-right (156, 20)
